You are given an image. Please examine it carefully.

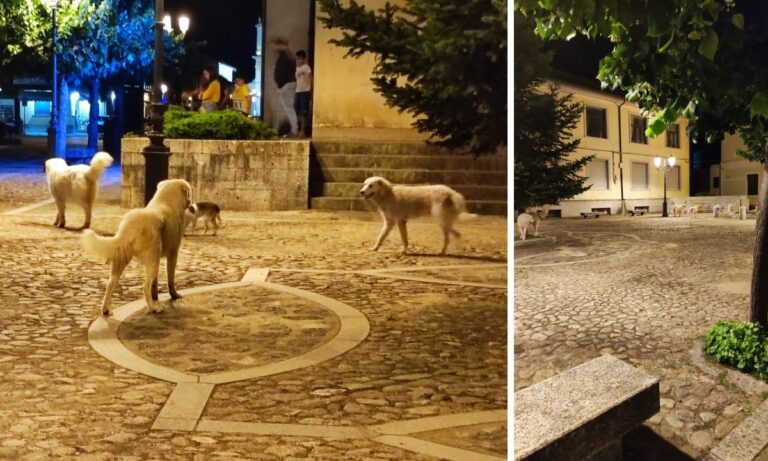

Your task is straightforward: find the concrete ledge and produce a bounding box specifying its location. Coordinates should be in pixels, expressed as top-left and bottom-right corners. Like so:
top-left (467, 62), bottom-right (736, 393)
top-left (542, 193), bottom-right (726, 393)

top-left (514, 354), bottom-right (659, 461)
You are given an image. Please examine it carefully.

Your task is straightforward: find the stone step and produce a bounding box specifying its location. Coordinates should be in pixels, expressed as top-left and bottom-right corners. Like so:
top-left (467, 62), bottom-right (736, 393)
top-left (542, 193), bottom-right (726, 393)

top-left (311, 182), bottom-right (507, 201)
top-left (311, 153), bottom-right (506, 171)
top-left (310, 196), bottom-right (508, 215)
top-left (311, 140), bottom-right (503, 157)
top-left (310, 168), bottom-right (507, 186)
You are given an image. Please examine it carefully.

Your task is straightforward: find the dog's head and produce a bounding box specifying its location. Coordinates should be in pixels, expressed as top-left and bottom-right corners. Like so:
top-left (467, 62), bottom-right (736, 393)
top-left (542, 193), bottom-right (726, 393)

top-left (153, 179), bottom-right (192, 210)
top-left (359, 176), bottom-right (392, 199)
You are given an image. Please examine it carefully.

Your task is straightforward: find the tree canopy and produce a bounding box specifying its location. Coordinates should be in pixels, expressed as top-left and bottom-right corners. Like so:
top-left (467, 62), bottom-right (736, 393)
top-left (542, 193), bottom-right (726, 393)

top-left (318, 0), bottom-right (507, 155)
top-left (514, 12), bottom-right (591, 211)
top-left (516, 0), bottom-right (768, 159)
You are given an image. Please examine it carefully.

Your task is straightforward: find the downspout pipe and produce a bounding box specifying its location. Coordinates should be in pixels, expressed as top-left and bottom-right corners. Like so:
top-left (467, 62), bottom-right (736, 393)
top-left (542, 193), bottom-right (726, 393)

top-left (617, 100), bottom-right (627, 215)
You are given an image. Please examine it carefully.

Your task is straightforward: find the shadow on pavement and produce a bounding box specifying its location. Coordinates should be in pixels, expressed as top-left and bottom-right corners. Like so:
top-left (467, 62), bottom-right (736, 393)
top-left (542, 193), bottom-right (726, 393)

top-left (623, 426), bottom-right (695, 461)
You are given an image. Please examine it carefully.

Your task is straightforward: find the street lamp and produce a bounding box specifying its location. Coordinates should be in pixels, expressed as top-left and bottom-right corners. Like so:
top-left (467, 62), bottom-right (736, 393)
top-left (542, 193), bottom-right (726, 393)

top-left (45, 0), bottom-right (60, 158)
top-left (654, 155), bottom-right (676, 217)
top-left (142, 6), bottom-right (190, 204)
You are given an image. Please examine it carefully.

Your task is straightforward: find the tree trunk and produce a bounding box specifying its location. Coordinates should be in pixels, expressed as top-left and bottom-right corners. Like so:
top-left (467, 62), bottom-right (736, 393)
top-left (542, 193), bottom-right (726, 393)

top-left (750, 158), bottom-right (768, 328)
top-left (87, 79), bottom-right (100, 152)
top-left (55, 79), bottom-right (68, 158)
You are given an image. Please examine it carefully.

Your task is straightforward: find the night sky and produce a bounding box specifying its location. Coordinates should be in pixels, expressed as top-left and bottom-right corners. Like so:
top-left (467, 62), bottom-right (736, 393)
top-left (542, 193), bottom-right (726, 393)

top-left (165, 0), bottom-right (263, 81)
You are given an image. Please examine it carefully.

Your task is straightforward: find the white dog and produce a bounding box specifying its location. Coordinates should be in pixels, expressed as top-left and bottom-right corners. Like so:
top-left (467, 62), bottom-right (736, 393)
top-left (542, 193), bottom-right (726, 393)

top-left (81, 179), bottom-right (191, 316)
top-left (45, 151), bottom-right (114, 229)
top-left (359, 176), bottom-right (476, 255)
top-left (688, 205), bottom-right (698, 218)
top-left (517, 206), bottom-right (549, 240)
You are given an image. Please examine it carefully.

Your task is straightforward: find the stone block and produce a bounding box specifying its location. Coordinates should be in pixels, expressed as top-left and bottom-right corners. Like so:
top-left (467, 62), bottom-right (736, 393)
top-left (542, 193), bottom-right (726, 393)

top-left (515, 355), bottom-right (659, 461)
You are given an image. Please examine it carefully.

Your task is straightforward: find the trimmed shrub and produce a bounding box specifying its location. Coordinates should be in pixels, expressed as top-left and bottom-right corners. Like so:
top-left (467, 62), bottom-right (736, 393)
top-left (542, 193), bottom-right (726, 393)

top-left (164, 106), bottom-right (276, 140)
top-left (705, 320), bottom-right (768, 377)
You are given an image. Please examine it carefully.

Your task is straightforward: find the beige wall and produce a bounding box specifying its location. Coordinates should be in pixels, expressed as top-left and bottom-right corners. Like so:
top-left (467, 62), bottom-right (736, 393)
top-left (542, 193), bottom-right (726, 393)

top-left (552, 83), bottom-right (690, 211)
top-left (264, 0), bottom-right (311, 130)
top-left (311, 0), bottom-right (424, 140)
top-left (717, 133), bottom-right (763, 205)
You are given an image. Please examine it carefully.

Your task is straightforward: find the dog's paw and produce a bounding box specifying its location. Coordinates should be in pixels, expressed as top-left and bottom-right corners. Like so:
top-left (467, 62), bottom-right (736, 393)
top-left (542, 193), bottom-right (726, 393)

top-left (148, 304), bottom-right (164, 314)
top-left (170, 292), bottom-right (182, 300)
top-left (370, 246), bottom-right (380, 252)
top-left (102, 308), bottom-right (111, 316)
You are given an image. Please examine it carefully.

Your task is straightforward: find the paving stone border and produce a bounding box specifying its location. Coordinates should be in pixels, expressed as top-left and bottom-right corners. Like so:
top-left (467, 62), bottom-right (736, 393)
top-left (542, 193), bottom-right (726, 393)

top-left (690, 343), bottom-right (768, 461)
top-left (514, 236), bottom-right (557, 248)
top-left (87, 263), bottom-right (508, 461)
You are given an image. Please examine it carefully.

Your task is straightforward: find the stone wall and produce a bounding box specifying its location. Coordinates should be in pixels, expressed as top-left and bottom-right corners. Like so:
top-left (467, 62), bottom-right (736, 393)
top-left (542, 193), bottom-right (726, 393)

top-left (121, 138), bottom-right (310, 211)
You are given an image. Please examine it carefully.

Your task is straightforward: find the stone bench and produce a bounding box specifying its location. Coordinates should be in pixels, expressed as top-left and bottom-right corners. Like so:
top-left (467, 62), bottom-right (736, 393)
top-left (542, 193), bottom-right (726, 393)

top-left (514, 355), bottom-right (659, 461)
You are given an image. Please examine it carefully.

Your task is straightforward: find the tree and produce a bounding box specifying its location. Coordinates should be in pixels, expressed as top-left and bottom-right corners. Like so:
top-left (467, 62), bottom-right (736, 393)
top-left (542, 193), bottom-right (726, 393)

top-left (514, 12), bottom-right (592, 211)
top-left (317, 0), bottom-right (507, 155)
top-left (59, 0), bottom-right (183, 151)
top-left (516, 0), bottom-right (768, 327)
top-left (1, 0), bottom-right (182, 153)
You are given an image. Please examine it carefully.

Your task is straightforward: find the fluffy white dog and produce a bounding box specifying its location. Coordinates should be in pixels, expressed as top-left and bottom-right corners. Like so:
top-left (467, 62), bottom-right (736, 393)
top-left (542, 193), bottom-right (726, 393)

top-left (359, 176), bottom-right (476, 255)
top-left (517, 206), bottom-right (549, 240)
top-left (45, 151), bottom-right (114, 229)
top-left (81, 179), bottom-right (191, 316)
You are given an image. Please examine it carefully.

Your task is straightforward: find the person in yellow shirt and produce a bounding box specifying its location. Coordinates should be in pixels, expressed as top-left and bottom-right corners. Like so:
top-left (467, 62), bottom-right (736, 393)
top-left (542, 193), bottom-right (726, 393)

top-left (231, 72), bottom-right (252, 116)
top-left (199, 65), bottom-right (221, 113)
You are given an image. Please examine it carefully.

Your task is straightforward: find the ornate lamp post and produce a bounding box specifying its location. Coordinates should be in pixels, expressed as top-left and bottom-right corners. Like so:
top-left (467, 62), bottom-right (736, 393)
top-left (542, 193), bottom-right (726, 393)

top-left (45, 0), bottom-right (60, 158)
top-left (141, 0), bottom-right (170, 205)
top-left (654, 155), bottom-right (676, 217)
top-left (141, 6), bottom-right (190, 205)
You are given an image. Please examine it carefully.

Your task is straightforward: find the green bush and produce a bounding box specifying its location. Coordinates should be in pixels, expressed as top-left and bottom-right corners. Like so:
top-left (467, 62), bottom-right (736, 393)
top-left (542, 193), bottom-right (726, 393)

top-left (705, 321), bottom-right (768, 377)
top-left (164, 106), bottom-right (276, 140)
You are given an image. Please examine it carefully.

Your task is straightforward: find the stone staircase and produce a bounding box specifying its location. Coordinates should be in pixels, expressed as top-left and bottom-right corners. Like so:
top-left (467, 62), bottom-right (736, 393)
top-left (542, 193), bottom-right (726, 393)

top-left (309, 140), bottom-right (508, 215)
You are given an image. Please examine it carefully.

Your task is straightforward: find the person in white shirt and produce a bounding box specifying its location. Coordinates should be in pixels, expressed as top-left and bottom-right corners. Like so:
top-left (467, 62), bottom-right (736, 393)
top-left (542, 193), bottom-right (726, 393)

top-left (294, 50), bottom-right (313, 137)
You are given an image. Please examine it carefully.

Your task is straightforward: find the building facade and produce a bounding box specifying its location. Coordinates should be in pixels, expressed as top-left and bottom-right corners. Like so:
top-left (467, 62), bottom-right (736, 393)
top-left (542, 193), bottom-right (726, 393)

top-left (551, 81), bottom-right (690, 217)
top-left (709, 134), bottom-right (766, 207)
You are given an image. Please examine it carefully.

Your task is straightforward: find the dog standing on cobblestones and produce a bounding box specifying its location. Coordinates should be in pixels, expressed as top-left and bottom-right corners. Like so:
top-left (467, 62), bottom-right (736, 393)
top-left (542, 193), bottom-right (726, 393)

top-left (359, 176), bottom-right (477, 255)
top-left (517, 206), bottom-right (549, 240)
top-left (81, 179), bottom-right (191, 316)
top-left (185, 201), bottom-right (222, 235)
top-left (45, 151), bottom-right (113, 229)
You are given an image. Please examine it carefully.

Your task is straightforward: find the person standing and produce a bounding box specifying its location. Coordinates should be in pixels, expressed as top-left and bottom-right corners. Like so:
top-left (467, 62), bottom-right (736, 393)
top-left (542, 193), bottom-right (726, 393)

top-left (231, 72), bottom-right (252, 116)
top-left (273, 37), bottom-right (298, 136)
top-left (294, 50), bottom-right (312, 137)
top-left (199, 65), bottom-right (221, 113)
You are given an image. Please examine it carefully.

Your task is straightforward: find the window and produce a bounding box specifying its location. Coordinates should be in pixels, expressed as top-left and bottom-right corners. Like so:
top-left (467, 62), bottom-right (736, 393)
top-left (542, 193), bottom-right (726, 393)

top-left (630, 115), bottom-right (648, 144)
top-left (631, 162), bottom-right (649, 190)
top-left (586, 159), bottom-right (609, 190)
top-left (666, 123), bottom-right (681, 148)
top-left (586, 107), bottom-right (608, 139)
top-left (748, 174), bottom-right (759, 195)
top-left (667, 165), bottom-right (681, 191)
top-left (713, 177), bottom-right (720, 189)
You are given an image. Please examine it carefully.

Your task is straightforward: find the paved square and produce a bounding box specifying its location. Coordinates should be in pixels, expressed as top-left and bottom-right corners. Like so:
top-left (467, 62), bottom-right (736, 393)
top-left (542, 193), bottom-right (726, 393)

top-left (0, 169), bottom-right (507, 460)
top-left (515, 215), bottom-right (768, 459)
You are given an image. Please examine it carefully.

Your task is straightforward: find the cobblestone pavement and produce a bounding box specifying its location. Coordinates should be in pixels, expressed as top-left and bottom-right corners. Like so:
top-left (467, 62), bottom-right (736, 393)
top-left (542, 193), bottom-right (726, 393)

top-left (0, 171), bottom-right (507, 460)
top-left (515, 215), bottom-right (766, 459)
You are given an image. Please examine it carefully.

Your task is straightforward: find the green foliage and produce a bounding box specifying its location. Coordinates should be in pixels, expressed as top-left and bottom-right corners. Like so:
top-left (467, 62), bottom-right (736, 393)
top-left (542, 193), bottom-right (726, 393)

top-left (705, 321), bottom-right (768, 377)
top-left (514, 12), bottom-right (592, 211)
top-left (318, 0), bottom-right (506, 155)
top-left (516, 0), bottom-right (768, 159)
top-left (164, 108), bottom-right (277, 140)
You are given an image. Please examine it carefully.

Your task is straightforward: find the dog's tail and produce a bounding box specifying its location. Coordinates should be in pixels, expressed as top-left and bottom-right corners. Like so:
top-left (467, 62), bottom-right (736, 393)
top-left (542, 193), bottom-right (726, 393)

top-left (81, 229), bottom-right (128, 266)
top-left (85, 152), bottom-right (114, 181)
top-left (448, 192), bottom-right (479, 221)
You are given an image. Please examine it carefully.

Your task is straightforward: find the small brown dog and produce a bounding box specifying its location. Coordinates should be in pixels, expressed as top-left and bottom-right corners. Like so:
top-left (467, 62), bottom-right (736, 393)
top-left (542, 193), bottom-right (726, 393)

top-left (185, 202), bottom-right (222, 235)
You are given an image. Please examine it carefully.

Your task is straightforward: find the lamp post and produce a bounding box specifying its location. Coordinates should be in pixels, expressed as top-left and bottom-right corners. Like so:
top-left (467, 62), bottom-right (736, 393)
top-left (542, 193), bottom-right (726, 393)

top-left (46, 0), bottom-right (59, 158)
top-left (654, 155), bottom-right (676, 217)
top-left (141, 7), bottom-right (190, 204)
